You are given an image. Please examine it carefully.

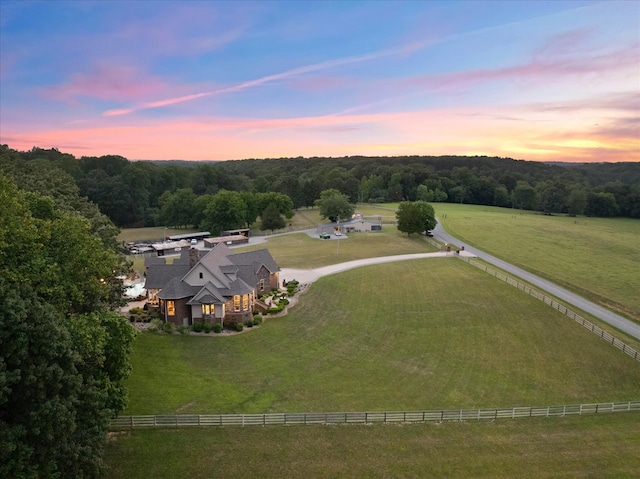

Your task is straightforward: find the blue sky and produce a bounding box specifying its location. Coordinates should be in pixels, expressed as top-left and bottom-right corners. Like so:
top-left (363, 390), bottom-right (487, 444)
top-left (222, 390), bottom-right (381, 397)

top-left (1, 0), bottom-right (638, 162)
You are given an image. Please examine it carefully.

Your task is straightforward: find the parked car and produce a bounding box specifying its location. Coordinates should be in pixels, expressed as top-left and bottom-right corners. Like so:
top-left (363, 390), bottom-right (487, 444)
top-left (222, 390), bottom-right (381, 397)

top-left (319, 233), bottom-right (330, 239)
top-left (334, 231), bottom-right (342, 237)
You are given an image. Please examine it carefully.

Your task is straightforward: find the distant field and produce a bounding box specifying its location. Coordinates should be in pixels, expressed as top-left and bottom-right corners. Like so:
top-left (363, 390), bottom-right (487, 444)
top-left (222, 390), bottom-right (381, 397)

top-left (428, 204), bottom-right (640, 322)
top-left (124, 260), bottom-right (640, 415)
top-left (239, 229), bottom-right (436, 268)
top-left (117, 226), bottom-right (198, 243)
top-left (104, 413), bottom-right (640, 479)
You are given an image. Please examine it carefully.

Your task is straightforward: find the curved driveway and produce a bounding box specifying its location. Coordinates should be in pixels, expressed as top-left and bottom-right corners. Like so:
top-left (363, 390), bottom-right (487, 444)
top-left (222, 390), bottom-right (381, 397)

top-left (432, 222), bottom-right (640, 341)
top-left (275, 224), bottom-right (640, 341)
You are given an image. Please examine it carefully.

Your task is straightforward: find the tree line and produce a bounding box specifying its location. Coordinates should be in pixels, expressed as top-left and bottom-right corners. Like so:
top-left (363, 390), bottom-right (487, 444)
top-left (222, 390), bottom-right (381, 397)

top-left (2, 145), bottom-right (639, 231)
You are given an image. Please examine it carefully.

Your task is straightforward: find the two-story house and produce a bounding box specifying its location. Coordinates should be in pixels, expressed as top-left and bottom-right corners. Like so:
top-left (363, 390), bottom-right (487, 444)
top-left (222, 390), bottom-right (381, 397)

top-left (145, 243), bottom-right (279, 328)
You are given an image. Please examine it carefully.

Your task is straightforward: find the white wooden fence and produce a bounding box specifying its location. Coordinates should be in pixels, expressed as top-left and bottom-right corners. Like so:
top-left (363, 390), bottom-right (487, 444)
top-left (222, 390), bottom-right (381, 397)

top-left (110, 400), bottom-right (640, 429)
top-left (456, 256), bottom-right (640, 363)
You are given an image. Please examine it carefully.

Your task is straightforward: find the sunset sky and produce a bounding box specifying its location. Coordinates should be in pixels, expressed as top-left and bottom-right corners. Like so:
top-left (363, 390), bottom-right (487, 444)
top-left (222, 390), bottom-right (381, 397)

top-left (1, 0), bottom-right (638, 162)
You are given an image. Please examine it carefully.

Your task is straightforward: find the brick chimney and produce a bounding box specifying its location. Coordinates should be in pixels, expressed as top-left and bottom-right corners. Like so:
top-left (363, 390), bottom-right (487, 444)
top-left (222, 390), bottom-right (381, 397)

top-left (189, 247), bottom-right (199, 267)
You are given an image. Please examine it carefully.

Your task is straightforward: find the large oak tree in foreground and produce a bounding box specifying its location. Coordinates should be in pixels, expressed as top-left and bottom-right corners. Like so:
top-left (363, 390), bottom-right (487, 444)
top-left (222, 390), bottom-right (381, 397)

top-left (0, 174), bottom-right (135, 478)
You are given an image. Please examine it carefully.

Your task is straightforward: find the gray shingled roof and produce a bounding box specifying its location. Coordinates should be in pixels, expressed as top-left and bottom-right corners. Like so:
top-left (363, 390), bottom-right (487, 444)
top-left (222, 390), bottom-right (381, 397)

top-left (230, 249), bottom-right (279, 273)
top-left (145, 263), bottom-right (191, 289)
top-left (156, 277), bottom-right (200, 300)
top-left (187, 282), bottom-right (227, 305)
top-left (151, 242), bottom-right (278, 307)
top-left (218, 277), bottom-right (255, 297)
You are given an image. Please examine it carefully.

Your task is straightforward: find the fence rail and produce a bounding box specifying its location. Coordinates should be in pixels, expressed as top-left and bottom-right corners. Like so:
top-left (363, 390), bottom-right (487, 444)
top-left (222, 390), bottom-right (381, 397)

top-left (110, 400), bottom-right (640, 429)
top-left (457, 256), bottom-right (640, 363)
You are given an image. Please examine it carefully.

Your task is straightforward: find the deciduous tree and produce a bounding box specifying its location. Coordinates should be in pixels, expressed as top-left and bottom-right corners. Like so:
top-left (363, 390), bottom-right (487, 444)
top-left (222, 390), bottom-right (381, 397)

top-left (315, 189), bottom-right (355, 222)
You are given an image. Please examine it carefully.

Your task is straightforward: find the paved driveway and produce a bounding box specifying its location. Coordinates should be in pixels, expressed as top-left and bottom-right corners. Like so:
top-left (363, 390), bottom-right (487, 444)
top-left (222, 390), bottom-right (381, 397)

top-left (280, 251), bottom-right (473, 287)
top-left (432, 221), bottom-right (640, 341)
top-left (258, 224), bottom-right (640, 341)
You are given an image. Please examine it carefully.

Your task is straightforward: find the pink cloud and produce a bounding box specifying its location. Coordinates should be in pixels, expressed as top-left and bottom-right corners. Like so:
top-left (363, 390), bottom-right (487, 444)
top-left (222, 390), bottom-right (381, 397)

top-left (100, 39), bottom-right (432, 117)
top-left (42, 63), bottom-right (169, 104)
top-left (401, 40), bottom-right (639, 92)
top-left (3, 98), bottom-right (638, 163)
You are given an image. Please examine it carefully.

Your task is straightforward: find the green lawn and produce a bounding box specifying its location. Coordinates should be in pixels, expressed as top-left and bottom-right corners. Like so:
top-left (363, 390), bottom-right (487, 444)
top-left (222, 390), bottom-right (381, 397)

top-left (239, 228), bottom-right (436, 268)
top-left (430, 204), bottom-right (640, 322)
top-left (104, 413), bottom-right (640, 479)
top-left (124, 260), bottom-right (640, 415)
top-left (109, 212), bottom-right (640, 478)
top-left (117, 226), bottom-right (198, 243)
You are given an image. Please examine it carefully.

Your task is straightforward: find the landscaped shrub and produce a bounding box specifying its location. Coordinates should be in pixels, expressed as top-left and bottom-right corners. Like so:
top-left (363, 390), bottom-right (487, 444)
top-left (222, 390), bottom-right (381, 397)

top-left (266, 307), bottom-right (280, 314)
top-left (235, 323), bottom-right (244, 332)
top-left (192, 322), bottom-right (204, 333)
top-left (177, 326), bottom-right (189, 335)
top-left (163, 321), bottom-right (174, 334)
top-left (213, 324), bottom-right (222, 334)
top-left (253, 316), bottom-right (262, 326)
top-left (245, 320), bottom-right (254, 328)
top-left (147, 319), bottom-right (163, 332)
top-left (203, 323), bottom-right (211, 334)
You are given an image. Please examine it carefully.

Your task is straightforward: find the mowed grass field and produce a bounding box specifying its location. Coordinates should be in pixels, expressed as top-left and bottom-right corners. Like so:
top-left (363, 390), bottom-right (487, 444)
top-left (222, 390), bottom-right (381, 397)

top-left (105, 413), bottom-right (640, 479)
top-left (108, 215), bottom-right (640, 478)
top-left (240, 228), bottom-right (437, 268)
top-left (430, 204), bottom-right (640, 322)
top-left (123, 260), bottom-right (640, 415)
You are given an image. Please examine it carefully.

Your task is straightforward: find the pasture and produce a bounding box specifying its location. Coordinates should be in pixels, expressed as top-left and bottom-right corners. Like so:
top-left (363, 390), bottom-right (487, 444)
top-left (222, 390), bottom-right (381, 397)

top-left (240, 228), bottom-right (437, 268)
top-left (123, 260), bottom-right (640, 415)
top-left (432, 204), bottom-right (640, 322)
top-left (108, 212), bottom-right (640, 477)
top-left (104, 413), bottom-right (640, 479)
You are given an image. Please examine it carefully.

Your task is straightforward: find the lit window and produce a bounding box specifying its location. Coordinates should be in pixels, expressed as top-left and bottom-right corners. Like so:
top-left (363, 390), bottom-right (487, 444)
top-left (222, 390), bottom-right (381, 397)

top-left (201, 304), bottom-right (214, 316)
top-left (234, 295), bottom-right (240, 312)
top-left (242, 294), bottom-right (248, 310)
top-left (167, 301), bottom-right (175, 316)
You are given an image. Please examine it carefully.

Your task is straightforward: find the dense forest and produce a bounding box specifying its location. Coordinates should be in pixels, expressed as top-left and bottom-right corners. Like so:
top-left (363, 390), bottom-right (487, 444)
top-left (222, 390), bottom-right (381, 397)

top-left (1, 145), bottom-right (639, 231)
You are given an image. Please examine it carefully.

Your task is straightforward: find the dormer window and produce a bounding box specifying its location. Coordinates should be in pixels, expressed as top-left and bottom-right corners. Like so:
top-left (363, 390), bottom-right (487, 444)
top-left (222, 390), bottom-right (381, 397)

top-left (199, 272), bottom-right (203, 279)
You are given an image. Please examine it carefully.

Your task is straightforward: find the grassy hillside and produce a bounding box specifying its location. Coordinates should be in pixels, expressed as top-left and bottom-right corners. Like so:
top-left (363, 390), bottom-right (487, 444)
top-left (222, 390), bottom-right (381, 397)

top-left (430, 204), bottom-right (640, 322)
top-left (124, 260), bottom-right (640, 415)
